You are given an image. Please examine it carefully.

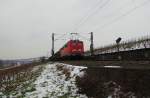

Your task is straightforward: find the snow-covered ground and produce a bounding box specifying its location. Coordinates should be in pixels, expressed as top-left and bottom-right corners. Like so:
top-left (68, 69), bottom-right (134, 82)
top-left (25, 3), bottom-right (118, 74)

top-left (0, 63), bottom-right (88, 98)
top-left (25, 63), bottom-right (88, 98)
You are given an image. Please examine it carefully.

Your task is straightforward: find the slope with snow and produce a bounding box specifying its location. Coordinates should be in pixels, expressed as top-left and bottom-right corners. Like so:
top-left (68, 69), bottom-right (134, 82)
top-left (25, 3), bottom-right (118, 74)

top-left (25, 63), bottom-right (88, 98)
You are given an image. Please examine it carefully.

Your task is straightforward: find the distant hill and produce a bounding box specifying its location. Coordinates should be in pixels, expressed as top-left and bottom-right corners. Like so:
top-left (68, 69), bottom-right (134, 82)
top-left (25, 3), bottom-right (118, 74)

top-left (0, 59), bottom-right (33, 69)
top-left (0, 57), bottom-right (48, 69)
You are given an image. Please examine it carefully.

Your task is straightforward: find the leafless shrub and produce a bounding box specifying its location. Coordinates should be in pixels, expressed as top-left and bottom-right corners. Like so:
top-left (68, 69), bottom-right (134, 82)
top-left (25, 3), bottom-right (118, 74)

top-left (0, 62), bottom-right (44, 94)
top-left (56, 64), bottom-right (71, 80)
top-left (56, 64), bottom-right (64, 71)
top-left (62, 67), bottom-right (71, 80)
top-left (76, 74), bottom-right (107, 98)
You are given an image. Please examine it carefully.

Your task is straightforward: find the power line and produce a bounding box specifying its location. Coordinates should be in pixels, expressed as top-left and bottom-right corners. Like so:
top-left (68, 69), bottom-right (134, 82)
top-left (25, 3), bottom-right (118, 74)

top-left (78, 34), bottom-right (91, 41)
top-left (72, 0), bottom-right (103, 31)
top-left (74, 0), bottom-right (110, 32)
top-left (73, 0), bottom-right (110, 32)
top-left (92, 0), bottom-right (150, 32)
top-left (54, 34), bottom-right (67, 41)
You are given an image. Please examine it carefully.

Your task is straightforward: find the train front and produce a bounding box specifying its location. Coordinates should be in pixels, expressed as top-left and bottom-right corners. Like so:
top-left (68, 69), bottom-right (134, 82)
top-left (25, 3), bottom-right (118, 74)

top-left (59, 40), bottom-right (84, 60)
top-left (69, 40), bottom-right (84, 57)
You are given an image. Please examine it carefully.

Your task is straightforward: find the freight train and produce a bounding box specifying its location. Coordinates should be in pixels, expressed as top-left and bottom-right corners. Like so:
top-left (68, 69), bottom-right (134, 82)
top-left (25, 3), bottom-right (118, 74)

top-left (51, 40), bottom-right (84, 60)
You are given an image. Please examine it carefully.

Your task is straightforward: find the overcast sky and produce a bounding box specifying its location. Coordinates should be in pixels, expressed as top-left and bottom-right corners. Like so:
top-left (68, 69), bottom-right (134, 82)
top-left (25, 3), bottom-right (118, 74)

top-left (0, 0), bottom-right (150, 59)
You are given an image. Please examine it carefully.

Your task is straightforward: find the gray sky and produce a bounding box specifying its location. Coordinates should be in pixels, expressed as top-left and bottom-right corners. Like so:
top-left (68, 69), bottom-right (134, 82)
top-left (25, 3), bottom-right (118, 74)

top-left (0, 0), bottom-right (150, 59)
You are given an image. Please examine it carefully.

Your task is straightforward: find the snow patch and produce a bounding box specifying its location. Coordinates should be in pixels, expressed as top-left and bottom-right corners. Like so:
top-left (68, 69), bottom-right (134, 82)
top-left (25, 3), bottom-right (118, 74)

top-left (25, 63), bottom-right (87, 98)
top-left (104, 66), bottom-right (121, 68)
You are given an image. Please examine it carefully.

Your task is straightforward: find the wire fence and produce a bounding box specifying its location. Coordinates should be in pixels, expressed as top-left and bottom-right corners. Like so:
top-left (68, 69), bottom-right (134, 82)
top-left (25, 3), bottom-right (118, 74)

top-left (0, 62), bottom-right (44, 95)
top-left (85, 36), bottom-right (150, 55)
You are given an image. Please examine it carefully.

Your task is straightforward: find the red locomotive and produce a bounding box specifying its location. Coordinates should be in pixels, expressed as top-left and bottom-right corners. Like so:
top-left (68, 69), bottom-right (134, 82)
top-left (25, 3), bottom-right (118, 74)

top-left (59, 40), bottom-right (84, 57)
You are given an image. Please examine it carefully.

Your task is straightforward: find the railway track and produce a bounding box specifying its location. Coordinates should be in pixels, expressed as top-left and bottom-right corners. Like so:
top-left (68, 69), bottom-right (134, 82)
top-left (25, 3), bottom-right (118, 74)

top-left (60, 60), bottom-right (150, 70)
top-left (76, 64), bottom-right (150, 98)
top-left (61, 60), bottom-right (150, 98)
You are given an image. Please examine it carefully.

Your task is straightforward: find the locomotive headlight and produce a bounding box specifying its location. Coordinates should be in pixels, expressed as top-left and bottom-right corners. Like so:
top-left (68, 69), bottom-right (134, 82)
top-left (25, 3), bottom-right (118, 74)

top-left (72, 49), bottom-right (77, 52)
top-left (78, 49), bottom-right (81, 51)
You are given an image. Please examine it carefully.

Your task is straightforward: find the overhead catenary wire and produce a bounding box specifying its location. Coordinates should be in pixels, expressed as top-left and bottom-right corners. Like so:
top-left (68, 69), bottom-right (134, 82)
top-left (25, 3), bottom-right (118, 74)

top-left (92, 0), bottom-right (150, 32)
top-left (78, 34), bottom-right (91, 41)
top-left (72, 0), bottom-right (103, 32)
top-left (73, 0), bottom-right (111, 32)
top-left (53, 32), bottom-right (91, 43)
top-left (74, 0), bottom-right (110, 32)
top-left (50, 0), bottom-right (150, 55)
top-left (54, 34), bottom-right (67, 41)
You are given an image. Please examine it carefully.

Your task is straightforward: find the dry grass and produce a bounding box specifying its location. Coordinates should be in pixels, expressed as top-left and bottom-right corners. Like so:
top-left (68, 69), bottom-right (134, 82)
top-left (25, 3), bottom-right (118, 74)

top-left (56, 64), bottom-right (71, 80)
top-left (0, 62), bottom-right (44, 95)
